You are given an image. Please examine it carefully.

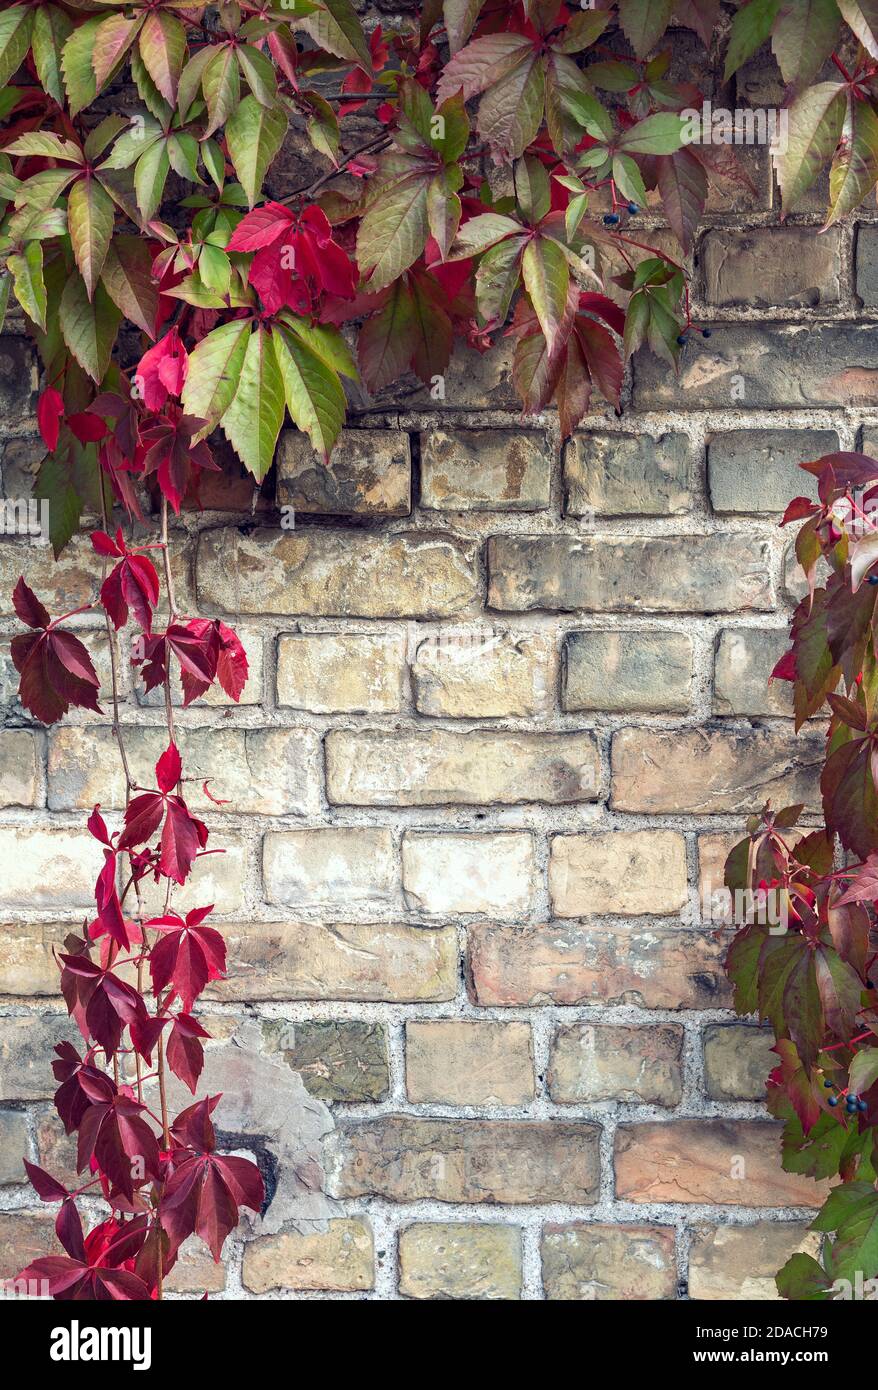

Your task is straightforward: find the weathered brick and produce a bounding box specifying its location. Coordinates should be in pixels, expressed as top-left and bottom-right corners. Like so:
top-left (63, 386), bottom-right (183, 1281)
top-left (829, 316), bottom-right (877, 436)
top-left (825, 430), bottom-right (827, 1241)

top-left (488, 535), bottom-right (772, 613)
top-left (399, 1223), bottom-right (522, 1300)
top-left (365, 338), bottom-right (517, 411)
top-left (0, 731), bottom-right (39, 807)
top-left (164, 1240), bottom-right (227, 1294)
top-left (243, 1218), bottom-right (374, 1293)
top-left (0, 338), bottom-right (36, 418)
top-left (278, 428), bottom-right (410, 515)
top-left (34, 1105), bottom-right (78, 1187)
top-left (468, 924), bottom-right (731, 1010)
top-left (327, 728), bottom-right (599, 806)
top-left (263, 828), bottom-right (397, 908)
top-left (420, 428), bottom-right (550, 511)
top-left (412, 629), bottom-right (553, 717)
top-left (137, 831), bottom-right (247, 916)
top-left (209, 920), bottom-right (458, 1003)
top-left (549, 831), bottom-right (687, 917)
top-left (701, 227), bottom-right (842, 308)
top-left (276, 632), bottom-right (405, 712)
top-left (856, 224), bottom-right (878, 308)
top-left (0, 535), bottom-right (100, 618)
top-left (707, 430), bottom-right (831, 514)
top-left (0, 1015), bottom-right (78, 1100)
top-left (48, 726), bottom-right (318, 816)
top-left (405, 1021), bottom-right (534, 1106)
top-left (563, 629), bottom-right (692, 712)
top-left (634, 323), bottom-right (878, 410)
top-left (615, 1122), bottom-right (830, 1206)
top-left (714, 628), bottom-right (793, 716)
top-left (703, 1024), bottom-right (775, 1102)
top-left (611, 728), bottom-right (822, 814)
top-left (0, 1210), bottom-right (56, 1282)
top-left (541, 1223), bottom-right (677, 1300)
top-left (274, 1020), bottom-right (388, 1102)
top-left (0, 1108), bottom-right (28, 1184)
top-left (548, 1024), bottom-right (684, 1106)
top-left (402, 832), bottom-right (534, 915)
top-left (0, 828), bottom-right (99, 909)
top-left (563, 432), bottom-right (695, 516)
top-left (327, 1116), bottom-right (601, 1205)
top-left (197, 528), bottom-right (479, 618)
top-left (0, 922), bottom-right (63, 995)
top-left (688, 1223), bottom-right (821, 1300)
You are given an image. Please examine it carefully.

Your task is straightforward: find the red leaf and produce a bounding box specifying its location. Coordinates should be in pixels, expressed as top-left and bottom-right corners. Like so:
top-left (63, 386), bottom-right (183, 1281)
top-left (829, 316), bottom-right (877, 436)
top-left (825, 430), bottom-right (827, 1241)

top-left (68, 411), bottom-right (108, 444)
top-left (136, 328), bottom-right (189, 411)
top-left (148, 911), bottom-right (225, 1010)
top-left (12, 576), bottom-right (51, 630)
top-left (23, 1159), bottom-right (68, 1203)
top-left (37, 387), bottom-right (64, 452)
top-left (156, 741), bottom-right (182, 794)
top-left (167, 1013), bottom-right (209, 1092)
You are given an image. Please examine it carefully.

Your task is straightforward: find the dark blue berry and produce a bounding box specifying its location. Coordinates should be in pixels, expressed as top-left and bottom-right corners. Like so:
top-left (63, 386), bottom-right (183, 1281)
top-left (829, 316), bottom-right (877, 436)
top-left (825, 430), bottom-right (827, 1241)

top-left (676, 333), bottom-right (689, 346)
top-left (868, 574), bottom-right (878, 585)
top-left (859, 1099), bottom-right (869, 1112)
top-left (828, 1095), bottom-right (839, 1106)
top-left (824, 1079), bottom-right (835, 1088)
top-left (603, 213), bottom-right (620, 226)
top-left (702, 328), bottom-right (712, 339)
top-left (627, 201), bottom-right (639, 215)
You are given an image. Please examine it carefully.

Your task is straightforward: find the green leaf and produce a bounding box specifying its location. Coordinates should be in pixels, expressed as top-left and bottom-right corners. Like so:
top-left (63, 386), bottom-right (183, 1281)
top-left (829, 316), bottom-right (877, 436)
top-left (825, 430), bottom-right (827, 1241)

top-left (831, 1188), bottom-right (878, 1282)
top-left (475, 234), bottom-right (526, 326)
top-left (100, 236), bottom-right (158, 336)
top-left (182, 318), bottom-right (252, 438)
top-left (225, 94), bottom-right (286, 209)
top-left (514, 155), bottom-right (552, 224)
top-left (299, 0), bottom-right (371, 69)
top-left (837, 0), bottom-right (878, 59)
top-left (522, 236), bottom-right (570, 355)
top-left (827, 94), bottom-right (878, 226)
top-left (34, 431), bottom-right (99, 558)
top-left (84, 116), bottom-right (129, 163)
top-left (62, 14), bottom-right (104, 115)
top-left (282, 316), bottom-right (358, 381)
top-left (443, 0), bottom-right (489, 55)
top-left (434, 92), bottom-right (470, 163)
top-left (0, 6), bottom-right (33, 91)
top-left (92, 12), bottom-right (142, 93)
top-left (449, 211), bottom-right (522, 259)
top-left (176, 43), bottom-right (214, 119)
top-left (300, 89), bottom-right (339, 164)
top-left (356, 156), bottom-right (432, 291)
top-left (138, 10), bottom-right (186, 107)
top-left (68, 177), bottom-right (115, 300)
top-left (655, 148), bottom-right (708, 253)
top-left (772, 0), bottom-right (841, 88)
top-left (4, 132), bottom-right (81, 162)
top-left (552, 8), bottom-right (611, 53)
top-left (776, 81), bottom-right (846, 214)
top-left (134, 139), bottom-right (170, 223)
top-left (617, 0), bottom-right (674, 58)
top-left (273, 323), bottom-right (345, 460)
top-left (618, 112), bottom-right (686, 154)
top-left (546, 51), bottom-right (612, 152)
top-left (32, 4), bottom-right (72, 107)
top-left (59, 272), bottom-right (120, 382)
top-left (201, 138), bottom-right (225, 191)
top-left (202, 45), bottom-right (240, 137)
top-left (130, 44), bottom-right (172, 124)
top-left (0, 273), bottom-right (10, 334)
top-left (98, 116), bottom-right (163, 172)
top-left (237, 43), bottom-right (277, 106)
top-left (476, 50), bottom-right (545, 160)
top-left (220, 326), bottom-right (285, 479)
top-left (775, 1253), bottom-right (832, 1301)
top-left (724, 0), bottom-right (781, 80)
top-left (565, 191), bottom-right (589, 242)
top-left (426, 170), bottom-right (461, 262)
top-left (7, 240), bottom-right (47, 332)
top-left (358, 281), bottom-right (418, 391)
top-left (848, 1048), bottom-right (878, 1097)
top-left (612, 153), bottom-right (648, 208)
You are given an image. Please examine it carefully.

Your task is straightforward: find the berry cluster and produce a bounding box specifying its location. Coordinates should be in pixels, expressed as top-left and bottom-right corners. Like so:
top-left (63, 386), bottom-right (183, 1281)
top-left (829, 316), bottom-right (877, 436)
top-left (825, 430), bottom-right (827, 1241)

top-left (824, 1078), bottom-right (869, 1112)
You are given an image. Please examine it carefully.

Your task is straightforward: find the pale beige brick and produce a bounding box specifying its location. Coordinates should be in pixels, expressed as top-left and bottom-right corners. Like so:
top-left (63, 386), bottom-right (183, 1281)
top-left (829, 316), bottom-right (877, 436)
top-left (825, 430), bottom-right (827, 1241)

top-left (243, 1218), bottom-right (374, 1293)
top-left (276, 632), bottom-right (404, 712)
top-left (563, 630), bottom-right (692, 713)
top-left (399, 1223), bottom-right (522, 1300)
top-left (412, 630), bottom-right (552, 717)
top-left (542, 1224), bottom-right (677, 1300)
top-left (549, 831), bottom-right (687, 917)
top-left (0, 922), bottom-right (63, 995)
top-left (420, 428), bottom-right (550, 511)
top-left (402, 832), bottom-right (534, 915)
top-left (689, 1223), bottom-right (821, 1300)
top-left (278, 429), bottom-right (410, 515)
top-left (0, 828), bottom-right (99, 908)
top-left (0, 731), bottom-right (39, 807)
top-left (703, 1024), bottom-right (775, 1101)
top-left (548, 1023), bottom-right (684, 1105)
top-left (405, 1021), bottom-right (534, 1105)
top-left (263, 828), bottom-right (397, 908)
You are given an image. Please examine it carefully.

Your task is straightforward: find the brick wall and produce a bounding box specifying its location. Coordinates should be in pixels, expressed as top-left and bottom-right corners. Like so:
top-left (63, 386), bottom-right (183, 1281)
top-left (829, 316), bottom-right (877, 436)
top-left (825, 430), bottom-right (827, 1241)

top-left (0, 31), bottom-right (874, 1300)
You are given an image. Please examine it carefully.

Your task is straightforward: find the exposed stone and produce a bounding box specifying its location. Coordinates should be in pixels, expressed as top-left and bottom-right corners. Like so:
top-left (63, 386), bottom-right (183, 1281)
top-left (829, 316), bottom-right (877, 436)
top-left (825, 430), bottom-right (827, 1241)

top-left (399, 1223), bottom-right (522, 1300)
top-left (278, 429), bottom-right (410, 515)
top-left (276, 632), bottom-right (405, 712)
top-left (547, 1024), bottom-right (684, 1106)
top-left (209, 920), bottom-right (458, 1003)
top-left (197, 528), bottom-right (479, 618)
top-left (688, 1223), bottom-right (822, 1300)
top-left (467, 924), bottom-right (732, 1010)
top-left (563, 432), bottom-right (695, 516)
top-left (0, 1108), bottom-right (28, 1184)
top-left (703, 1024), bottom-right (775, 1102)
top-left (405, 1021), bottom-right (534, 1106)
top-left (0, 1015), bottom-right (78, 1100)
top-left (541, 1223), bottom-right (677, 1300)
top-left (34, 1104), bottom-right (79, 1188)
top-left (707, 430), bottom-right (830, 514)
top-left (0, 1210), bottom-right (56, 1282)
top-left (275, 1020), bottom-right (388, 1102)
top-left (611, 727), bottom-right (823, 813)
top-left (488, 535), bottom-right (773, 613)
top-left (0, 829), bottom-right (99, 909)
top-left (420, 428), bottom-right (550, 511)
top-left (701, 227), bottom-right (843, 308)
top-left (412, 629), bottom-right (553, 717)
top-left (548, 831), bottom-right (687, 917)
top-left (243, 1219), bottom-right (374, 1293)
top-left (402, 832), bottom-right (535, 915)
top-left (164, 1240), bottom-right (227, 1294)
top-left (615, 1121), bottom-right (831, 1206)
top-left (327, 1115), bottom-right (601, 1205)
top-left (263, 828), bottom-right (398, 908)
top-left (563, 629), bottom-right (692, 712)
top-left (855, 224), bottom-right (878, 308)
top-left (713, 628), bottom-right (794, 716)
top-left (0, 731), bottom-right (39, 807)
top-left (0, 923), bottom-right (63, 995)
top-left (326, 729), bottom-right (600, 805)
